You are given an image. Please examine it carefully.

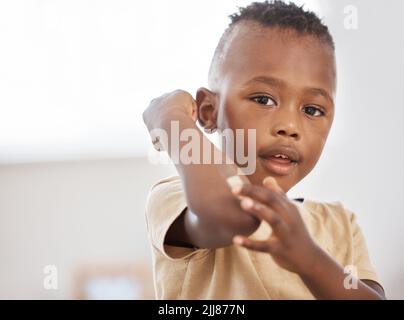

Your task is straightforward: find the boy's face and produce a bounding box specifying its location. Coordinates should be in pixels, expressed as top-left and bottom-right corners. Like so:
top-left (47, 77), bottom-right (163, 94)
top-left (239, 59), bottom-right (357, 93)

top-left (200, 23), bottom-right (336, 192)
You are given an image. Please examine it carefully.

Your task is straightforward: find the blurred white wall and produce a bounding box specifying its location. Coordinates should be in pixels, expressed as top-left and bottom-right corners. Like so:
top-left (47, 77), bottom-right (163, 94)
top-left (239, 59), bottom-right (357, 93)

top-left (0, 0), bottom-right (403, 299)
top-left (0, 157), bottom-right (175, 299)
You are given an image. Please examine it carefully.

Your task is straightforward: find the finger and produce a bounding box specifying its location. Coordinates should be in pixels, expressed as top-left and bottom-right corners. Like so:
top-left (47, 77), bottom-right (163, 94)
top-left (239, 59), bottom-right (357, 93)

top-left (227, 176), bottom-right (249, 201)
top-left (233, 235), bottom-right (273, 253)
top-left (191, 100), bottom-right (198, 122)
top-left (229, 183), bottom-right (251, 200)
top-left (262, 176), bottom-right (284, 194)
top-left (240, 197), bottom-right (289, 239)
top-left (232, 183), bottom-right (290, 221)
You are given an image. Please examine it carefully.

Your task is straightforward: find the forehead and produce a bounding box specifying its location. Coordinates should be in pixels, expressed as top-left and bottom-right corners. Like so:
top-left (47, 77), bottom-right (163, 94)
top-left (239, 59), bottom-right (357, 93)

top-left (221, 22), bottom-right (336, 95)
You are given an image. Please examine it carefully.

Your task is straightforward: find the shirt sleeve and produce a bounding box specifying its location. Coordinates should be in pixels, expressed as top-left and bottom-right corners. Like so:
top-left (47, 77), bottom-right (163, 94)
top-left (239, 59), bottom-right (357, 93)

top-left (348, 210), bottom-right (384, 291)
top-left (144, 175), bottom-right (210, 260)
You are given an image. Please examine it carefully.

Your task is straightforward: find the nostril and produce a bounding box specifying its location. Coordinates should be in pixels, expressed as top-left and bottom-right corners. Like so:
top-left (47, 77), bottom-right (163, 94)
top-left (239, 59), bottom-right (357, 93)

top-left (276, 129), bottom-right (299, 139)
top-left (277, 130), bottom-right (286, 136)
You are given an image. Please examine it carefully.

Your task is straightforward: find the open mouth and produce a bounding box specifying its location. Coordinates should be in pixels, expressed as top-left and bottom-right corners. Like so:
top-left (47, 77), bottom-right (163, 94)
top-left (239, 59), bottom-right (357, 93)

top-left (269, 153), bottom-right (296, 164)
top-left (260, 154), bottom-right (298, 176)
top-left (258, 144), bottom-right (301, 177)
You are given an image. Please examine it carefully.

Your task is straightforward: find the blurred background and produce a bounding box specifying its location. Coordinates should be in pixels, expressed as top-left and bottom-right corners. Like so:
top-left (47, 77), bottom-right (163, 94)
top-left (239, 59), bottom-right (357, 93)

top-left (0, 0), bottom-right (403, 299)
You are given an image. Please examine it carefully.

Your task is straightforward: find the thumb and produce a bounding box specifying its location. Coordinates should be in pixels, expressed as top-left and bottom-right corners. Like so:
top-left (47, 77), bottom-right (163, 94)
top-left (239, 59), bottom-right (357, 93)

top-left (262, 176), bottom-right (284, 194)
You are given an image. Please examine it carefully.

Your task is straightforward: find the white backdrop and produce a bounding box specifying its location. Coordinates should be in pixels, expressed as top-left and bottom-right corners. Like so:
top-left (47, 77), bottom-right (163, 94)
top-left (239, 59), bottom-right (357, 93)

top-left (0, 0), bottom-right (403, 299)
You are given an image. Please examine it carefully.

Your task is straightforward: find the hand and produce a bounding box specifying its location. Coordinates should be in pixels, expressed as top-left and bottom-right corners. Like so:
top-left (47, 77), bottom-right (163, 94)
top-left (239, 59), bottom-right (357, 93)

top-left (142, 89), bottom-right (198, 132)
top-left (231, 177), bottom-right (322, 276)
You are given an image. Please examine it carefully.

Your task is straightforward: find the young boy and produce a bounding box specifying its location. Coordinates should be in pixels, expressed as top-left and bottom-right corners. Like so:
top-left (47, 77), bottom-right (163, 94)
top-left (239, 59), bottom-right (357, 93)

top-left (143, 0), bottom-right (385, 299)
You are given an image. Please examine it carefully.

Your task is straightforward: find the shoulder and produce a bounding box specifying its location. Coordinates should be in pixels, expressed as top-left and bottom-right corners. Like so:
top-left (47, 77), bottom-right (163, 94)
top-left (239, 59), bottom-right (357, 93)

top-left (149, 175), bottom-right (182, 190)
top-left (146, 174), bottom-right (184, 208)
top-left (303, 198), bottom-right (355, 220)
top-left (145, 175), bottom-right (189, 254)
top-left (301, 199), bottom-right (357, 236)
top-left (146, 175), bottom-right (183, 204)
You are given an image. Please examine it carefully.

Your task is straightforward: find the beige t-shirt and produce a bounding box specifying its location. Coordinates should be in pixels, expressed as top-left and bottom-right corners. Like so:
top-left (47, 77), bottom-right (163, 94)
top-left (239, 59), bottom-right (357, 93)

top-left (145, 175), bottom-right (382, 299)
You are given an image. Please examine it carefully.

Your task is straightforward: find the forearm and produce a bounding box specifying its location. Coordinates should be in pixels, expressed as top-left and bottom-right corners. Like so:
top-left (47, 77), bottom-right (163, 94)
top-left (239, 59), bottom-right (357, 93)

top-left (300, 245), bottom-right (384, 300)
top-left (147, 108), bottom-right (260, 246)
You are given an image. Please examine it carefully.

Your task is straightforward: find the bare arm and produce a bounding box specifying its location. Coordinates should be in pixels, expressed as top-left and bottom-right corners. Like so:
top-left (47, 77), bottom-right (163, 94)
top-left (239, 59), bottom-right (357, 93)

top-left (143, 90), bottom-right (260, 249)
top-left (230, 182), bottom-right (386, 300)
top-left (299, 246), bottom-right (386, 299)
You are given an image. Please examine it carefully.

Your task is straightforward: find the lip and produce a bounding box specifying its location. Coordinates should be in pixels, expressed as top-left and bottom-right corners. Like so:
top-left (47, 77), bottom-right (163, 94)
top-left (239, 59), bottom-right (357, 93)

top-left (259, 157), bottom-right (298, 176)
top-left (258, 143), bottom-right (301, 176)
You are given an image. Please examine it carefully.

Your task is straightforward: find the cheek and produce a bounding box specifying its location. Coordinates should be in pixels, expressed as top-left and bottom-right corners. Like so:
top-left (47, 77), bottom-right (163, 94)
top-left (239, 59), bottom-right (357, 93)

top-left (216, 101), bottom-right (231, 130)
top-left (301, 125), bottom-right (330, 169)
top-left (218, 97), bottom-right (253, 130)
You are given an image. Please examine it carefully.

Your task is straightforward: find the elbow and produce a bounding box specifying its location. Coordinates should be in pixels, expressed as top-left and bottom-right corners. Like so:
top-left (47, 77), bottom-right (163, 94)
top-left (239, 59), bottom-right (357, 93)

top-left (218, 194), bottom-right (261, 236)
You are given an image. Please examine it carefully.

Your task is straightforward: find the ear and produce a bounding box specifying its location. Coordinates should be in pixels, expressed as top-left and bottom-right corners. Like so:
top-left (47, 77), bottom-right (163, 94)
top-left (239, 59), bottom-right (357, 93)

top-left (196, 87), bottom-right (219, 134)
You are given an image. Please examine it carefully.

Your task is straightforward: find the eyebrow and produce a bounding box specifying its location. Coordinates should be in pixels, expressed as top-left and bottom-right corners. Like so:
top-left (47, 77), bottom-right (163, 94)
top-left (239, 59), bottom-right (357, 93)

top-left (304, 87), bottom-right (334, 105)
top-left (241, 76), bottom-right (286, 89)
top-left (241, 76), bottom-right (334, 105)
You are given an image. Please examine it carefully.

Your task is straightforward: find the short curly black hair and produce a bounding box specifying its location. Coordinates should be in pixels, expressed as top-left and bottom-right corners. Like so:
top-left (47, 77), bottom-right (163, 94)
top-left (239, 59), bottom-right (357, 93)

top-left (208, 0), bottom-right (334, 89)
top-left (228, 0), bottom-right (334, 48)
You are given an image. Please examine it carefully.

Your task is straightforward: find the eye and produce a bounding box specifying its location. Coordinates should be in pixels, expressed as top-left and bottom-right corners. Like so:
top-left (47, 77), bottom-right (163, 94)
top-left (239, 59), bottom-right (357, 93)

top-left (251, 95), bottom-right (276, 106)
top-left (302, 105), bottom-right (325, 117)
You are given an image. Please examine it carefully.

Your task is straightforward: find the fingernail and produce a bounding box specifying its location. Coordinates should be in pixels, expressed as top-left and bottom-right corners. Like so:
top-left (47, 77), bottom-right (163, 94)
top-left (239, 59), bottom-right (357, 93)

top-left (241, 197), bottom-right (254, 209)
top-left (263, 176), bottom-right (275, 185)
top-left (233, 236), bottom-right (243, 245)
top-left (231, 184), bottom-right (243, 194)
top-left (227, 175), bottom-right (243, 189)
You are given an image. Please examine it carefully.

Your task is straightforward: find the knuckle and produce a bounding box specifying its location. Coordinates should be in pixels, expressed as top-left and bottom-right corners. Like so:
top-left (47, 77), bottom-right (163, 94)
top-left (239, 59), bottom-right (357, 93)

top-left (264, 189), bottom-right (276, 203)
top-left (283, 238), bottom-right (292, 250)
top-left (241, 184), bottom-right (253, 196)
top-left (269, 214), bottom-right (280, 226)
top-left (260, 245), bottom-right (269, 253)
top-left (267, 242), bottom-right (277, 254)
top-left (254, 201), bottom-right (265, 211)
top-left (245, 240), bottom-right (253, 248)
top-left (262, 242), bottom-right (271, 251)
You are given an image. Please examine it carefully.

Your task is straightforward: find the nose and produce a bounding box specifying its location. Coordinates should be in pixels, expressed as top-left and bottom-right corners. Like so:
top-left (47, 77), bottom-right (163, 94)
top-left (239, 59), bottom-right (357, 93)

top-left (271, 110), bottom-right (301, 140)
top-left (275, 126), bottom-right (299, 139)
